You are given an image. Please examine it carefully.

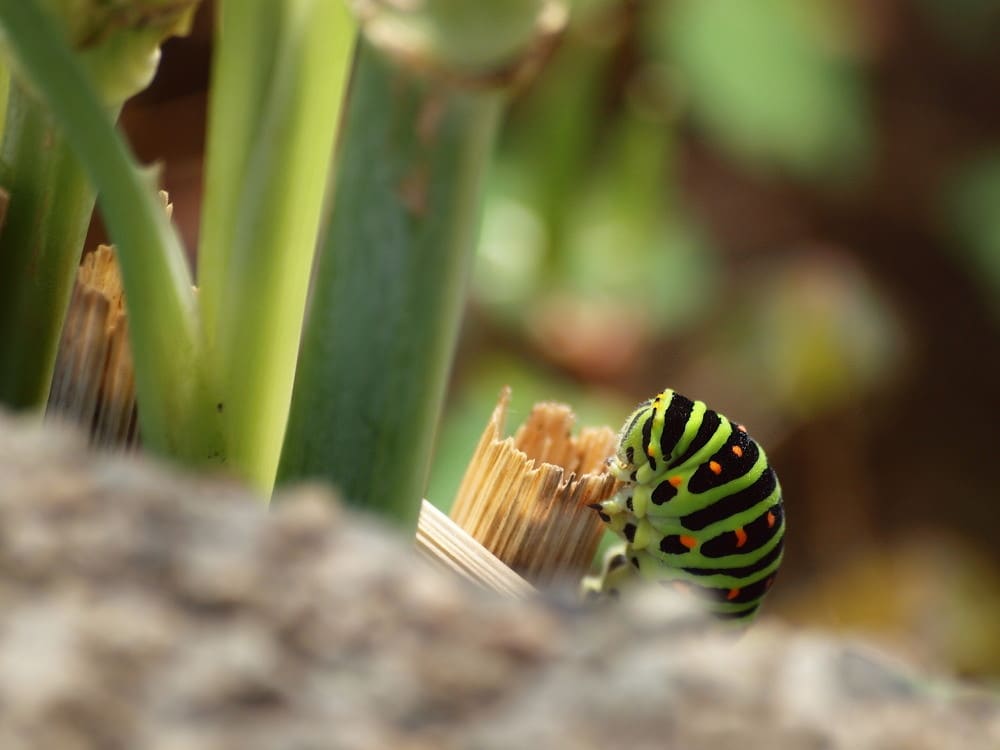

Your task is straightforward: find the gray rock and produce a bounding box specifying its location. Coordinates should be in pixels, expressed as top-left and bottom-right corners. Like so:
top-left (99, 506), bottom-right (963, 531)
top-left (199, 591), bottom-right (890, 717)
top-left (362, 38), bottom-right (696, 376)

top-left (0, 413), bottom-right (996, 749)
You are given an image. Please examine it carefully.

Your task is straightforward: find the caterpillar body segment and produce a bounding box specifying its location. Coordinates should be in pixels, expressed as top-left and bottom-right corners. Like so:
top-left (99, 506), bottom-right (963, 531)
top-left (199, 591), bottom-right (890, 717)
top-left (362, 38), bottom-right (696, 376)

top-left (588, 389), bottom-right (785, 623)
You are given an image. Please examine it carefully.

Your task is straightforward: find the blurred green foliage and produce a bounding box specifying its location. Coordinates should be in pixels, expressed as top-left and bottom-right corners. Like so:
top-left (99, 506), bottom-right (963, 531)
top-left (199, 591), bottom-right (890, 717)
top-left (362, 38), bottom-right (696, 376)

top-left (657, 0), bottom-right (870, 179)
top-left (782, 536), bottom-right (1000, 681)
top-left (915, 0), bottom-right (1000, 46)
top-left (428, 0), bottom-right (999, 677)
top-left (432, 0), bottom-right (892, 468)
top-left (711, 252), bottom-right (903, 422)
top-left (947, 154), bottom-right (1000, 318)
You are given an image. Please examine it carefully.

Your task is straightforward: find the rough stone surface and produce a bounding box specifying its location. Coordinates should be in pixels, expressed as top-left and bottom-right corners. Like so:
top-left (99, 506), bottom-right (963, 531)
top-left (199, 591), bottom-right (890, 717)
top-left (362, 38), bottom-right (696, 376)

top-left (0, 413), bottom-right (997, 749)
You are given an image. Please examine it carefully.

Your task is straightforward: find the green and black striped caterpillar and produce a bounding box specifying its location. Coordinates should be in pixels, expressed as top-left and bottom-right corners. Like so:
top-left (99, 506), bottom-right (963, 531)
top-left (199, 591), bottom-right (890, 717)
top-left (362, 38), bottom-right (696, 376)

top-left (586, 388), bottom-right (784, 623)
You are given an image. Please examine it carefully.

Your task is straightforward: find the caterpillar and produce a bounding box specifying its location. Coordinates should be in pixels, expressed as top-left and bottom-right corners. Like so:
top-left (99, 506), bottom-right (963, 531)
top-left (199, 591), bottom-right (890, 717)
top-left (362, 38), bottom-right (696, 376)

top-left (585, 388), bottom-right (784, 623)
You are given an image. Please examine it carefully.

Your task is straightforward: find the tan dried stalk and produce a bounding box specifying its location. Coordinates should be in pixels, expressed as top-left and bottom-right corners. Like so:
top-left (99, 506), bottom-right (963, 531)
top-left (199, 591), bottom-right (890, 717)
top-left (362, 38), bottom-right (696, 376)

top-left (46, 194), bottom-right (177, 447)
top-left (416, 498), bottom-right (536, 598)
top-left (46, 245), bottom-right (138, 449)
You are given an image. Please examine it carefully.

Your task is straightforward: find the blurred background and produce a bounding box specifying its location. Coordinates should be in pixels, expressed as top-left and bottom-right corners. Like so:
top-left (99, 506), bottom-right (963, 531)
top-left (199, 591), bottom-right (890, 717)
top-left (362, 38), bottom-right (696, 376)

top-left (100, 0), bottom-right (999, 683)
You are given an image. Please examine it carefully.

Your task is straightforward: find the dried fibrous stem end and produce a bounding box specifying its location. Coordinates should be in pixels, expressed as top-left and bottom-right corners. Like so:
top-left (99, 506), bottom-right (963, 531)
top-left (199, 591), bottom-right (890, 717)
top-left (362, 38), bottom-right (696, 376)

top-left (46, 244), bottom-right (139, 451)
top-left (446, 386), bottom-right (618, 587)
top-left (45, 192), bottom-right (173, 450)
top-left (416, 499), bottom-right (535, 598)
top-left (0, 188), bottom-right (10, 231)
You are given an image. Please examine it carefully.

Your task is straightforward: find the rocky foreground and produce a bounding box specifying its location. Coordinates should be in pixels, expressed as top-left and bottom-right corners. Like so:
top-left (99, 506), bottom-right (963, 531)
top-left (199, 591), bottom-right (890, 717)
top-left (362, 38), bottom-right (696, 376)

top-left (0, 414), bottom-right (997, 749)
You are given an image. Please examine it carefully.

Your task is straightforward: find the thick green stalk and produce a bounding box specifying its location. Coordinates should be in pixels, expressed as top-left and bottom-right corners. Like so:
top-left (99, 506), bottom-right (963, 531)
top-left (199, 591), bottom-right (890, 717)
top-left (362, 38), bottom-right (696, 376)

top-left (0, 63), bottom-right (10, 141)
top-left (276, 39), bottom-right (503, 524)
top-left (0, 81), bottom-right (97, 408)
top-left (197, 0), bottom-right (285, 348)
top-left (0, 0), bottom-right (204, 459)
top-left (198, 0), bottom-right (354, 492)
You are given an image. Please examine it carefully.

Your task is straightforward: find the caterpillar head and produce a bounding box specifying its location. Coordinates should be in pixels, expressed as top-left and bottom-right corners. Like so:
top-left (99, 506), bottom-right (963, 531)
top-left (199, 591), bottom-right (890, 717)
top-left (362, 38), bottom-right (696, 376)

top-left (609, 397), bottom-right (655, 482)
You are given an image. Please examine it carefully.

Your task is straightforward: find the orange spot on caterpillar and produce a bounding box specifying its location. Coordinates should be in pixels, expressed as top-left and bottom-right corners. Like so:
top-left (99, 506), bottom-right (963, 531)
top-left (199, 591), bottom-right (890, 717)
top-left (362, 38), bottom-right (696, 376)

top-left (647, 446), bottom-right (656, 457)
top-left (734, 528), bottom-right (748, 548)
top-left (679, 535), bottom-right (698, 550)
top-left (727, 588), bottom-right (741, 601)
top-left (731, 445), bottom-right (743, 458)
top-left (709, 460), bottom-right (722, 475)
top-left (737, 424), bottom-right (747, 433)
top-left (668, 475), bottom-right (683, 488)
top-left (767, 511), bottom-right (776, 528)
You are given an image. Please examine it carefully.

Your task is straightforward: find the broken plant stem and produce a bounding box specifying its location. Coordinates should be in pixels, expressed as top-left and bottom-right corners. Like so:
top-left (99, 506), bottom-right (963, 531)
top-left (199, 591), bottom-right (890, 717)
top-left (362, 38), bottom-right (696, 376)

top-left (47, 245), bottom-right (139, 450)
top-left (417, 387), bottom-right (617, 591)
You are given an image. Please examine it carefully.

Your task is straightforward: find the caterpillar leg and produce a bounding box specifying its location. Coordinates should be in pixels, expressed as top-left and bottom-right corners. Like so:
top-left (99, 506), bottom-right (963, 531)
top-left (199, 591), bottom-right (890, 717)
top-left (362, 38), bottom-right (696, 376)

top-left (581, 542), bottom-right (636, 601)
top-left (589, 486), bottom-right (629, 517)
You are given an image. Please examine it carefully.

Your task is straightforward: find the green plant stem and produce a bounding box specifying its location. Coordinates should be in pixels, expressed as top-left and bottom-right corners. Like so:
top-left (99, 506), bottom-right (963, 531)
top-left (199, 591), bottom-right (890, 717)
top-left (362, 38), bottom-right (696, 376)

top-left (0, 81), bottom-right (99, 408)
top-left (0, 0), bottom-right (204, 459)
top-left (198, 0), bottom-right (354, 493)
top-left (0, 62), bottom-right (10, 142)
top-left (197, 0), bottom-right (285, 348)
top-left (276, 39), bottom-right (503, 525)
